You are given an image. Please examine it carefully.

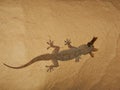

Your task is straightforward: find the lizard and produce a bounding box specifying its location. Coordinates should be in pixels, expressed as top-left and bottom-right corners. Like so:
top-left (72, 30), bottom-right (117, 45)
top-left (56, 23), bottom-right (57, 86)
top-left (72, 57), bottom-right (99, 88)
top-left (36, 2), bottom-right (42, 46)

top-left (3, 37), bottom-right (98, 72)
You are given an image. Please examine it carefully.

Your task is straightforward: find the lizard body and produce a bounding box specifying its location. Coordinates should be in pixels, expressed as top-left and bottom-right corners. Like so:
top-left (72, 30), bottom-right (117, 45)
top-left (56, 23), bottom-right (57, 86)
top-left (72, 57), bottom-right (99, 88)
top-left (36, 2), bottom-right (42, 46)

top-left (3, 37), bottom-right (98, 72)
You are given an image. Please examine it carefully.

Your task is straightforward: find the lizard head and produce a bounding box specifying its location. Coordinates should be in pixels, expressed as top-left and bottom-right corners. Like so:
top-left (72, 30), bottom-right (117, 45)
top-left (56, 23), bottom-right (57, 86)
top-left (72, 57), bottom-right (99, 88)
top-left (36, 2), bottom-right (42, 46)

top-left (86, 37), bottom-right (98, 52)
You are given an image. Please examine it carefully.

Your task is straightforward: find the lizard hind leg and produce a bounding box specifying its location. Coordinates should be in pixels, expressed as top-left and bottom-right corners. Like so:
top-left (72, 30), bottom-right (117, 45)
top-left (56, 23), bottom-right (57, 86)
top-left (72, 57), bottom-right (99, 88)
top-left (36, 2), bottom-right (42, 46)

top-left (46, 39), bottom-right (60, 54)
top-left (46, 40), bottom-right (60, 72)
top-left (46, 59), bottom-right (59, 72)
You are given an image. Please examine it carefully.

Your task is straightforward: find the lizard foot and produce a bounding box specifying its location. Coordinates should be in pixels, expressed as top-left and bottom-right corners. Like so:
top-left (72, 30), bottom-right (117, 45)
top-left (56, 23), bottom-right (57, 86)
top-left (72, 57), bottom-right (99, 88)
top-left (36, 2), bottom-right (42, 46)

top-left (64, 38), bottom-right (71, 45)
top-left (46, 40), bottom-right (54, 50)
top-left (46, 65), bottom-right (54, 72)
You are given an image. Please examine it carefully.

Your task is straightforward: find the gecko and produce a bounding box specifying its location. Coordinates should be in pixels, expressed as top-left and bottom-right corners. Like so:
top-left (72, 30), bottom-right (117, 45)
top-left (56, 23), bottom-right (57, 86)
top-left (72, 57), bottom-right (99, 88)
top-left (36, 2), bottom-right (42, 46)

top-left (3, 37), bottom-right (98, 72)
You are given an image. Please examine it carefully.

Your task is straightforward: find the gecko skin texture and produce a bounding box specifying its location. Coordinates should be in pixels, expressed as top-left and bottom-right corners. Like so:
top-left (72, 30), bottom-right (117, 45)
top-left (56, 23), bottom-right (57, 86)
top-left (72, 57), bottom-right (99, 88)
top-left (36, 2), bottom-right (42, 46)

top-left (3, 37), bottom-right (98, 72)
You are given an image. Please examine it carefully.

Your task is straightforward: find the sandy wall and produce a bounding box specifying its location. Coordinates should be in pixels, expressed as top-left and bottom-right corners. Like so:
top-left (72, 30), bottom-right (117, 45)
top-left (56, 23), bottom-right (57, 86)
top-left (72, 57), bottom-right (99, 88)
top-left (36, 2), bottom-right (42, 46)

top-left (0, 0), bottom-right (120, 90)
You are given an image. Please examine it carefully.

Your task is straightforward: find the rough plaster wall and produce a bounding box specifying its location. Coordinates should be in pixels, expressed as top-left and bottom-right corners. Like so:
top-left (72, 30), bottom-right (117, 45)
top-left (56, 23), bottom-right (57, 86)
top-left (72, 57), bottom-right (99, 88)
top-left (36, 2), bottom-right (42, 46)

top-left (0, 0), bottom-right (120, 90)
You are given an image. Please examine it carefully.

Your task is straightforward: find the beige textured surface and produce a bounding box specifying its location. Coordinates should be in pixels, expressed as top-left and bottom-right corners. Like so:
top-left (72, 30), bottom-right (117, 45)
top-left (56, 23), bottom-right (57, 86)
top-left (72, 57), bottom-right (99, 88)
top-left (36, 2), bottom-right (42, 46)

top-left (0, 0), bottom-right (120, 90)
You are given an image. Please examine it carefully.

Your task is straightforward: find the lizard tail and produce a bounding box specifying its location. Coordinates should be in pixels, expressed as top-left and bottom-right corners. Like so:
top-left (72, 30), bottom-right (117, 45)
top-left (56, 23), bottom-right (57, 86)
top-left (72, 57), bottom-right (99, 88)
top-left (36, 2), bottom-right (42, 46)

top-left (3, 54), bottom-right (52, 69)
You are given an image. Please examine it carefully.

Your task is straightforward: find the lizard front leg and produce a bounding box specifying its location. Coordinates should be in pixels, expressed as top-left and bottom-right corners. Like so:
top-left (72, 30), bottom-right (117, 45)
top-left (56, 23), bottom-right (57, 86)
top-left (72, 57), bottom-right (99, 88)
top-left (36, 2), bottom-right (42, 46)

top-left (64, 38), bottom-right (75, 48)
top-left (64, 39), bottom-right (79, 62)
top-left (75, 56), bottom-right (81, 62)
top-left (46, 59), bottom-right (59, 72)
top-left (89, 52), bottom-right (94, 57)
top-left (89, 48), bottom-right (98, 58)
